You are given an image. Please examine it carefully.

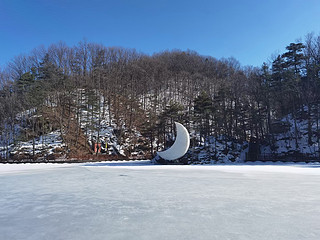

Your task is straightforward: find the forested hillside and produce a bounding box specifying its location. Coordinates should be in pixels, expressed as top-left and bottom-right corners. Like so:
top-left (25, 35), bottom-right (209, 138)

top-left (1, 33), bottom-right (320, 162)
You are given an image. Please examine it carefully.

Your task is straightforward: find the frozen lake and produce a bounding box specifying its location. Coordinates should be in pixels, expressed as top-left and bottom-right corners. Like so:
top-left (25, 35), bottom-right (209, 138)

top-left (1, 161), bottom-right (320, 240)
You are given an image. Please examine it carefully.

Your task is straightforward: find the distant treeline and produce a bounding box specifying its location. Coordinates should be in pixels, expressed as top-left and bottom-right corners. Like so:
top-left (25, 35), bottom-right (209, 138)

top-left (1, 32), bottom-right (320, 157)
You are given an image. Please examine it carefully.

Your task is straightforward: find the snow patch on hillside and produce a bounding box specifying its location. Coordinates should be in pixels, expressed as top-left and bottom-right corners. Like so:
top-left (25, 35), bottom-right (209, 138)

top-left (261, 107), bottom-right (320, 157)
top-left (77, 90), bottom-right (123, 155)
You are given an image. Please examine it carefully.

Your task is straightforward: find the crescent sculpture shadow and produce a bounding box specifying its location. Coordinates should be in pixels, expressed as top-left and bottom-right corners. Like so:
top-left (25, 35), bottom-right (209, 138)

top-left (157, 122), bottom-right (190, 161)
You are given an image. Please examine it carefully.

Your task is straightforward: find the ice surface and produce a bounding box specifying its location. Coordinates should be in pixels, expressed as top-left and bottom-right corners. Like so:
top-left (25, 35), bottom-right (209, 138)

top-left (1, 161), bottom-right (320, 240)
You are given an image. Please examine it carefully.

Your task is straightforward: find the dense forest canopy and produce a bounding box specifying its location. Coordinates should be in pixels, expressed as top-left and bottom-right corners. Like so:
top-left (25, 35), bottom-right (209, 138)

top-left (1, 32), bottom-right (320, 159)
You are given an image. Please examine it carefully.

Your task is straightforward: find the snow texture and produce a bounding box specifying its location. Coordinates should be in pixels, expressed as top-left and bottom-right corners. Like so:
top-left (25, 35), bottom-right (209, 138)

top-left (183, 136), bottom-right (248, 164)
top-left (77, 89), bottom-right (123, 155)
top-left (10, 131), bottom-right (65, 155)
top-left (1, 161), bottom-right (320, 240)
top-left (0, 90), bottom-right (126, 158)
top-left (261, 107), bottom-right (320, 156)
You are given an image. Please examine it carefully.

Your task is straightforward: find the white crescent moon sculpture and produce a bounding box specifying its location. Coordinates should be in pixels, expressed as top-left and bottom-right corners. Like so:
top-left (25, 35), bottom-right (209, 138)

top-left (157, 122), bottom-right (190, 161)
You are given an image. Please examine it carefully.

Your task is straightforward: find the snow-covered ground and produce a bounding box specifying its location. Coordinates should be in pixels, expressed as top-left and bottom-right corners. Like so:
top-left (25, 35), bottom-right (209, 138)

top-left (261, 107), bottom-right (320, 156)
top-left (1, 161), bottom-right (320, 240)
top-left (77, 90), bottom-right (123, 155)
top-left (9, 130), bottom-right (65, 156)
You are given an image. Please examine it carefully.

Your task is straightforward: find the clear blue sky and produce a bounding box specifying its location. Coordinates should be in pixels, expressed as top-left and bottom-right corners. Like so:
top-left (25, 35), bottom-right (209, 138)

top-left (1, 0), bottom-right (320, 68)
